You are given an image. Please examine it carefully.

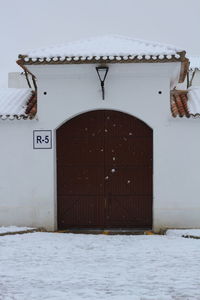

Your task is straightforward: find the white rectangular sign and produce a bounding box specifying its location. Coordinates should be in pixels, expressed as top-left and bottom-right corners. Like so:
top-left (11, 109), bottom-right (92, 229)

top-left (33, 130), bottom-right (52, 149)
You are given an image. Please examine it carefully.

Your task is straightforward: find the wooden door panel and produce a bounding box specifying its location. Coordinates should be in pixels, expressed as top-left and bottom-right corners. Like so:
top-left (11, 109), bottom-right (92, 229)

top-left (105, 195), bottom-right (152, 228)
top-left (57, 137), bottom-right (104, 165)
top-left (104, 166), bottom-right (152, 195)
top-left (105, 137), bottom-right (152, 166)
top-left (57, 165), bottom-right (104, 195)
top-left (58, 195), bottom-right (106, 228)
top-left (57, 110), bottom-right (153, 229)
top-left (104, 111), bottom-right (152, 137)
top-left (58, 111), bottom-right (104, 138)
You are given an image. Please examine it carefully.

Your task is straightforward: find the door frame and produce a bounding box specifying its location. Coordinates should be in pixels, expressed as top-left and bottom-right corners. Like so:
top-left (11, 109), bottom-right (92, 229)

top-left (54, 109), bottom-right (154, 231)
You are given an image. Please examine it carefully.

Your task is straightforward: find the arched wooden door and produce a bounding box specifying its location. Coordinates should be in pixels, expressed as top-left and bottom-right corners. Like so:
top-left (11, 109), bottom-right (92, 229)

top-left (57, 110), bottom-right (153, 229)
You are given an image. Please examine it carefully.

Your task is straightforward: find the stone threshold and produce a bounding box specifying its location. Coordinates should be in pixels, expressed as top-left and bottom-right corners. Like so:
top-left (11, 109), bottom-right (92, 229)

top-left (56, 229), bottom-right (154, 235)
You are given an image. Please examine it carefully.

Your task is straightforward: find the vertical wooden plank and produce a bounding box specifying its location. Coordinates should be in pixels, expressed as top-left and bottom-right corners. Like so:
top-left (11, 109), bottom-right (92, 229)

top-left (57, 110), bottom-right (153, 229)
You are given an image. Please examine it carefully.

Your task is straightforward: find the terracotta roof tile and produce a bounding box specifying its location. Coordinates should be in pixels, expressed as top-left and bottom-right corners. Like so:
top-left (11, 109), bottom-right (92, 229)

top-left (2, 87), bottom-right (199, 120)
top-left (171, 90), bottom-right (190, 118)
top-left (17, 36), bottom-right (189, 84)
top-left (171, 88), bottom-right (200, 118)
top-left (25, 93), bottom-right (37, 118)
top-left (20, 35), bottom-right (184, 61)
top-left (0, 88), bottom-right (37, 120)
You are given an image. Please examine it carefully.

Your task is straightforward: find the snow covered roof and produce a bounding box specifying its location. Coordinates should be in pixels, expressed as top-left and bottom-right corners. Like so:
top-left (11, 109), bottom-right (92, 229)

top-left (187, 86), bottom-right (200, 115)
top-left (0, 88), bottom-right (36, 120)
top-left (18, 35), bottom-right (186, 64)
top-left (171, 87), bottom-right (200, 118)
top-left (189, 56), bottom-right (200, 71)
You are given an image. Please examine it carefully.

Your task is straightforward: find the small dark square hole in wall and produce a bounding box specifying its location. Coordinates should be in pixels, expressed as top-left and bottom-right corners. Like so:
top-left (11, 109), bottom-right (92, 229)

top-left (43, 92), bottom-right (47, 95)
top-left (158, 91), bottom-right (162, 94)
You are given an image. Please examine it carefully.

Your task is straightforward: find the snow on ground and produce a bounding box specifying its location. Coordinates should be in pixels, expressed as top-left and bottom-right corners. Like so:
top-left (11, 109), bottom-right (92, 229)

top-left (1, 233), bottom-right (200, 300)
top-left (0, 226), bottom-right (34, 234)
top-left (166, 229), bottom-right (200, 238)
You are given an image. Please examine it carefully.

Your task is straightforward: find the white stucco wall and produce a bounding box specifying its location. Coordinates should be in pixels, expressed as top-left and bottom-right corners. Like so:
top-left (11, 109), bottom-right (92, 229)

top-left (192, 70), bottom-right (200, 86)
top-left (1, 62), bottom-right (200, 232)
top-left (8, 72), bottom-right (33, 89)
top-left (0, 121), bottom-right (56, 230)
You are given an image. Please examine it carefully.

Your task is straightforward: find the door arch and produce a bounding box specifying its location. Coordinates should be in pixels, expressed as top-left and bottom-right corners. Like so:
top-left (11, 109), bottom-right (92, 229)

top-left (57, 110), bottom-right (153, 229)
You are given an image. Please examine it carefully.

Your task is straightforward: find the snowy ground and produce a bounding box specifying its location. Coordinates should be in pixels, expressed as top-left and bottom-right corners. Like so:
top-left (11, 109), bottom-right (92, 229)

top-left (166, 229), bottom-right (200, 238)
top-left (1, 233), bottom-right (200, 300)
top-left (0, 226), bottom-right (34, 234)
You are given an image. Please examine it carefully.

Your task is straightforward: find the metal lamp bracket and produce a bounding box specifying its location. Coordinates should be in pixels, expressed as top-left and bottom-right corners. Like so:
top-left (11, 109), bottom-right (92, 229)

top-left (96, 66), bottom-right (109, 100)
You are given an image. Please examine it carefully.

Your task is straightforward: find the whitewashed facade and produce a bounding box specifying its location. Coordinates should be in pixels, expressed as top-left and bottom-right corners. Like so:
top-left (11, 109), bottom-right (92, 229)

top-left (0, 36), bottom-right (200, 232)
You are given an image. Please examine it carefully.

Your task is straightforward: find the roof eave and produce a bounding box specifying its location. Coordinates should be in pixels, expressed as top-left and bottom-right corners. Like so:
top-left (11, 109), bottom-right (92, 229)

top-left (17, 51), bottom-right (189, 85)
top-left (178, 52), bottom-right (189, 83)
top-left (0, 114), bottom-right (34, 120)
top-left (17, 51), bottom-right (185, 65)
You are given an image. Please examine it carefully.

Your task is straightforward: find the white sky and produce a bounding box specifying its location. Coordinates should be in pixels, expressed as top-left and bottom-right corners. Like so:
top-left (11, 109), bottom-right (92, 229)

top-left (0, 0), bottom-right (200, 87)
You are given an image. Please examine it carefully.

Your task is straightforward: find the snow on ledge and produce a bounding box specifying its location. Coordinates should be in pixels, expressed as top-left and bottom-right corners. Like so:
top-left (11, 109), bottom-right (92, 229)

top-left (0, 226), bottom-right (35, 234)
top-left (188, 86), bottom-right (200, 115)
top-left (166, 229), bottom-right (200, 238)
top-left (0, 88), bottom-right (33, 119)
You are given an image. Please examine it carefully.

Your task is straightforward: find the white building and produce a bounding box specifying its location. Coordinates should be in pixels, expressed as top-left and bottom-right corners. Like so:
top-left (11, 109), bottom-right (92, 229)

top-left (0, 35), bottom-right (200, 233)
top-left (176, 56), bottom-right (200, 89)
top-left (188, 56), bottom-right (200, 87)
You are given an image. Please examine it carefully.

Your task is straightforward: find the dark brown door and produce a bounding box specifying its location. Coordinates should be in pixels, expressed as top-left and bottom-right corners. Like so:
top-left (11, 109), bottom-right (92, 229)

top-left (57, 110), bottom-right (153, 229)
